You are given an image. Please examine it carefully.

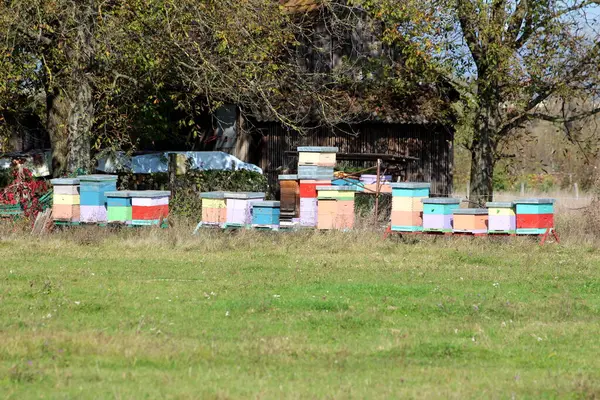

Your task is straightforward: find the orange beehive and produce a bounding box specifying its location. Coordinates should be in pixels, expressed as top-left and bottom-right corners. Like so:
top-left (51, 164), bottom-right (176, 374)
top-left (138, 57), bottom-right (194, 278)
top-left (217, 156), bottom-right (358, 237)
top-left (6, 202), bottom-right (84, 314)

top-left (452, 209), bottom-right (488, 234)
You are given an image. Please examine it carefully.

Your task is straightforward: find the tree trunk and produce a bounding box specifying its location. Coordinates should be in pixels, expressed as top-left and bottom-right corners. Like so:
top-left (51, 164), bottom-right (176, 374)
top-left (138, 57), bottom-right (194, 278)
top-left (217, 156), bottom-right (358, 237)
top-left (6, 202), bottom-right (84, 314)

top-left (468, 104), bottom-right (498, 206)
top-left (47, 89), bottom-right (70, 177)
top-left (66, 79), bottom-right (93, 173)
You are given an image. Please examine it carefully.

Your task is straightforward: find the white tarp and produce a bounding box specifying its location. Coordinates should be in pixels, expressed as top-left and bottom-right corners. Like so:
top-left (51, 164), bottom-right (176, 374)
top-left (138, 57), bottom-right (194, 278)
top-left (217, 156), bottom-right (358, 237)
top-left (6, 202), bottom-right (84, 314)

top-left (96, 151), bottom-right (262, 174)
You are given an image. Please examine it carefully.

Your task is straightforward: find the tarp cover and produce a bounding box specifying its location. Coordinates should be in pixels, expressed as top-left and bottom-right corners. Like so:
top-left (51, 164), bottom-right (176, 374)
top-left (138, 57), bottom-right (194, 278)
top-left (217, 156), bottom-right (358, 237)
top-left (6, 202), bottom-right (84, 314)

top-left (96, 151), bottom-right (262, 174)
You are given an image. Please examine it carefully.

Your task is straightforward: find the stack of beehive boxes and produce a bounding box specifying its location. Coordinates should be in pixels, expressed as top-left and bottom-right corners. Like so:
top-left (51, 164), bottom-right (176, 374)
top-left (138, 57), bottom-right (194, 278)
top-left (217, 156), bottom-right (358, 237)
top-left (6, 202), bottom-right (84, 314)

top-left (131, 191), bottom-right (170, 226)
top-left (278, 175), bottom-right (299, 224)
top-left (514, 199), bottom-right (555, 235)
top-left (422, 198), bottom-right (461, 233)
top-left (316, 186), bottom-right (355, 230)
top-left (106, 191), bottom-right (133, 224)
top-left (297, 146), bottom-right (338, 227)
top-left (389, 183), bottom-right (430, 232)
top-left (200, 192), bottom-right (227, 227)
top-left (452, 209), bottom-right (489, 234)
top-left (487, 202), bottom-right (516, 234)
top-left (224, 192), bottom-right (265, 228)
top-left (252, 201), bottom-right (281, 230)
top-left (51, 178), bottom-right (80, 224)
top-left (79, 175), bottom-right (118, 223)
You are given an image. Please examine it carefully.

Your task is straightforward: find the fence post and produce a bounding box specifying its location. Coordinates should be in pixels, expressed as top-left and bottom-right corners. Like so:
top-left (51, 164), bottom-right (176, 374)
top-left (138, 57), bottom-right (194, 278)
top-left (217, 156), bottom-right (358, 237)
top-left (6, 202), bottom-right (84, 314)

top-left (574, 183), bottom-right (579, 199)
top-left (520, 183), bottom-right (525, 196)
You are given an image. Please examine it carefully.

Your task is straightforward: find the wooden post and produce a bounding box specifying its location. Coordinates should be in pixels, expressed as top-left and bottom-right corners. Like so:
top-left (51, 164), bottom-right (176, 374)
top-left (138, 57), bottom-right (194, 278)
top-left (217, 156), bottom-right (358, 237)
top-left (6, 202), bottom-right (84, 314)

top-left (374, 158), bottom-right (381, 221)
top-left (520, 183), bottom-right (525, 196)
top-left (574, 183), bottom-right (579, 199)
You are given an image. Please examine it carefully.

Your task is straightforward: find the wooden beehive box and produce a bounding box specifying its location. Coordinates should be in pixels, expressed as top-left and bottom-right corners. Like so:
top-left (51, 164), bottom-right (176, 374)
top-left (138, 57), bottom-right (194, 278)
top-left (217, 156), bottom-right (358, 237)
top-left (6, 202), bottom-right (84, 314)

top-left (200, 191), bottom-right (227, 226)
top-left (105, 191), bottom-right (133, 223)
top-left (389, 182), bottom-right (430, 232)
top-left (422, 198), bottom-right (461, 232)
top-left (252, 201), bottom-right (281, 229)
top-left (316, 186), bottom-right (355, 230)
top-left (297, 146), bottom-right (338, 167)
top-left (78, 175), bottom-right (118, 223)
top-left (514, 198), bottom-right (555, 235)
top-left (278, 175), bottom-right (299, 220)
top-left (486, 202), bottom-right (516, 234)
top-left (224, 192), bottom-right (265, 227)
top-left (51, 178), bottom-right (80, 222)
top-left (131, 191), bottom-right (171, 226)
top-left (452, 208), bottom-right (488, 234)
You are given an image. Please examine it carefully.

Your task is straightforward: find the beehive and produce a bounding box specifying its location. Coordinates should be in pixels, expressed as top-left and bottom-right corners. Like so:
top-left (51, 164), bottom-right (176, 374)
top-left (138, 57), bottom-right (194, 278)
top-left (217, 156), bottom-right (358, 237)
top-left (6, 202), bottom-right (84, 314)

top-left (278, 175), bottom-right (299, 221)
top-left (389, 182), bottom-right (430, 232)
top-left (200, 192), bottom-right (227, 226)
top-left (297, 165), bottom-right (335, 180)
top-left (316, 186), bottom-right (355, 230)
top-left (514, 198), bottom-right (555, 235)
top-left (422, 198), bottom-right (461, 232)
top-left (486, 202), bottom-right (516, 234)
top-left (224, 192), bottom-right (265, 227)
top-left (51, 178), bottom-right (80, 223)
top-left (106, 191), bottom-right (133, 224)
top-left (78, 175), bottom-right (118, 223)
top-left (131, 191), bottom-right (171, 226)
top-left (299, 198), bottom-right (318, 226)
top-left (332, 178), bottom-right (362, 191)
top-left (252, 201), bottom-right (281, 229)
top-left (452, 208), bottom-right (488, 234)
top-left (297, 146), bottom-right (338, 167)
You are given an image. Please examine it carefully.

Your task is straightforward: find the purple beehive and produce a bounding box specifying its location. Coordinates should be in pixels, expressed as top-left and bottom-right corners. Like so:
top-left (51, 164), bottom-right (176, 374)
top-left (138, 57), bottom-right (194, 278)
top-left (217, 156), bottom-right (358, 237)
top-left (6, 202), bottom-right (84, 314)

top-left (486, 202), bottom-right (516, 233)
top-left (300, 198), bottom-right (318, 226)
top-left (224, 192), bottom-right (265, 227)
top-left (80, 205), bottom-right (108, 223)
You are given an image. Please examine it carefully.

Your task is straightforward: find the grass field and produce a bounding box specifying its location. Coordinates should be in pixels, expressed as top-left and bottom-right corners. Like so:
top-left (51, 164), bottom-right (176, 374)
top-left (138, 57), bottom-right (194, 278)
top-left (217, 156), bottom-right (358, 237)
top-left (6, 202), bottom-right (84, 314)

top-left (1, 227), bottom-right (600, 399)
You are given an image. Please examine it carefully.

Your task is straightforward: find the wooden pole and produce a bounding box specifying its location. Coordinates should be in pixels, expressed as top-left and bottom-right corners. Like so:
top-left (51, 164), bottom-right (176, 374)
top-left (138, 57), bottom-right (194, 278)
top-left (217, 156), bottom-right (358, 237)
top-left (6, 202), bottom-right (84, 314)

top-left (375, 158), bottom-right (381, 220)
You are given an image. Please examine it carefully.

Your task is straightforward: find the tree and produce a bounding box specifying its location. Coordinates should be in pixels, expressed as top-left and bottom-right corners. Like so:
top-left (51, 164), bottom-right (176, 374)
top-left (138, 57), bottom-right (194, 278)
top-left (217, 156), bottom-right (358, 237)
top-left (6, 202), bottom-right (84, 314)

top-left (356, 0), bottom-right (600, 202)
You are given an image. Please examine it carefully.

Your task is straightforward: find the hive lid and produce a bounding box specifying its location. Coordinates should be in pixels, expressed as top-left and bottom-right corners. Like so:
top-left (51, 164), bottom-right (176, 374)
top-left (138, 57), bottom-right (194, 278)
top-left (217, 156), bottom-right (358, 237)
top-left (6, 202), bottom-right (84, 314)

top-left (200, 191), bottom-right (226, 199)
top-left (390, 182), bottom-right (431, 189)
top-left (453, 208), bottom-right (488, 215)
top-left (422, 197), bottom-right (461, 204)
top-left (316, 186), bottom-right (355, 191)
top-left (297, 146), bottom-right (338, 153)
top-left (278, 174), bottom-right (298, 180)
top-left (105, 191), bottom-right (133, 198)
top-left (50, 178), bottom-right (80, 185)
top-left (129, 190), bottom-right (171, 198)
top-left (77, 174), bottom-right (118, 182)
top-left (513, 198), bottom-right (556, 204)
top-left (298, 175), bottom-right (334, 180)
top-left (223, 192), bottom-right (265, 199)
top-left (486, 201), bottom-right (514, 208)
top-left (254, 201), bottom-right (280, 208)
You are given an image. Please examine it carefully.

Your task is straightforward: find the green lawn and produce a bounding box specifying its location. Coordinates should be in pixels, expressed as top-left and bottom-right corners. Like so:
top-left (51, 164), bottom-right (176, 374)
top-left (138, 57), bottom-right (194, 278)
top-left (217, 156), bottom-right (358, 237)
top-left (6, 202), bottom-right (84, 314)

top-left (1, 229), bottom-right (599, 399)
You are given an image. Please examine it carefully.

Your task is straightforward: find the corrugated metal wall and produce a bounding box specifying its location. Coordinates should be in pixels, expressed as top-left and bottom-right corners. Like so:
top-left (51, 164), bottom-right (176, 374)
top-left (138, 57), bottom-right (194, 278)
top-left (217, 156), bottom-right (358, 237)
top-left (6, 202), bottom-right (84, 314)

top-left (256, 122), bottom-right (454, 196)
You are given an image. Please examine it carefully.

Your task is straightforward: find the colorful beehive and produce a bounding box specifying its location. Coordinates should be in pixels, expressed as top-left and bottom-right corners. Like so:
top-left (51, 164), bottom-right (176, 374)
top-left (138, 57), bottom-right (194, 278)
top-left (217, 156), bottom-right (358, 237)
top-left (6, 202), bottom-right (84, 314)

top-left (316, 186), bottom-right (355, 230)
top-left (252, 201), bottom-right (281, 229)
top-left (390, 182), bottom-right (430, 232)
top-left (297, 146), bottom-right (338, 167)
top-left (131, 191), bottom-right (170, 226)
top-left (514, 198), bottom-right (555, 235)
top-left (297, 165), bottom-right (335, 180)
top-left (279, 175), bottom-right (299, 221)
top-left (422, 198), bottom-right (461, 232)
top-left (452, 208), bottom-right (488, 234)
top-left (332, 178), bottom-right (362, 191)
top-left (200, 192), bottom-right (227, 226)
top-left (78, 175), bottom-right (118, 223)
top-left (106, 191), bottom-right (133, 224)
top-left (299, 179), bottom-right (330, 227)
top-left (486, 202), bottom-right (516, 234)
top-left (224, 192), bottom-right (265, 228)
top-left (51, 178), bottom-right (80, 223)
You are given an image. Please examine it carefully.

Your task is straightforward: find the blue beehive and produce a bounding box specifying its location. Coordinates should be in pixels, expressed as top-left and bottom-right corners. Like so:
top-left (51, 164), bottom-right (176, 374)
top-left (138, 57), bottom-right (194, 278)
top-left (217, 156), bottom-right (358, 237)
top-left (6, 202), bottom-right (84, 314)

top-left (390, 182), bottom-right (431, 198)
top-left (252, 201), bottom-right (281, 229)
top-left (79, 175), bottom-right (118, 206)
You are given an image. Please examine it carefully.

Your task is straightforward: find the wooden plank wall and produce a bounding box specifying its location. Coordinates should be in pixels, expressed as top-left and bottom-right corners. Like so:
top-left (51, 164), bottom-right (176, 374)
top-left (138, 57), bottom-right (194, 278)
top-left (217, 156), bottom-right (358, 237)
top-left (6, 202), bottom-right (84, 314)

top-left (255, 122), bottom-right (454, 196)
